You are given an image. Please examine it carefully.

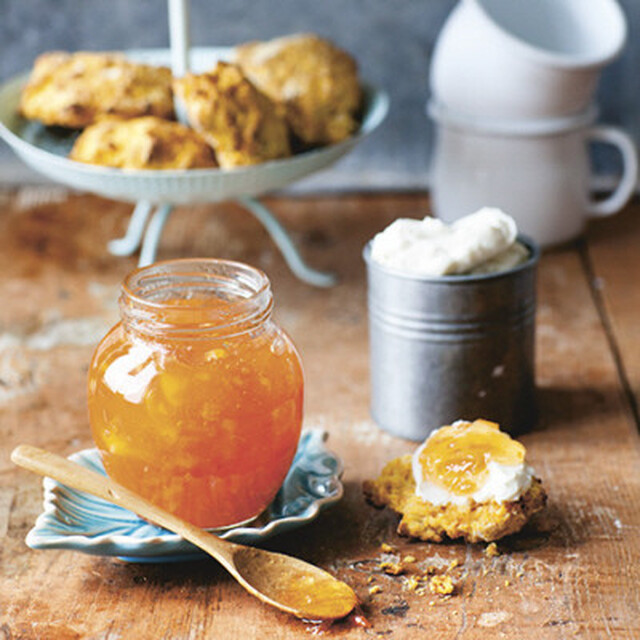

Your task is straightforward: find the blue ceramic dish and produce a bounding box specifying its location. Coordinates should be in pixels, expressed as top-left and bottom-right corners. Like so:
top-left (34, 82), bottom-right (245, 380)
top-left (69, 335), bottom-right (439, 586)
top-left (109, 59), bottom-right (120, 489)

top-left (26, 429), bottom-right (342, 562)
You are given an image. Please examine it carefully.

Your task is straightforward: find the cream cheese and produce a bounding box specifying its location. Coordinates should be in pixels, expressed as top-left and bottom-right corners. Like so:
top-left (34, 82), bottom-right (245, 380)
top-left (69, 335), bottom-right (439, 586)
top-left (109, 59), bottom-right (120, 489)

top-left (370, 207), bottom-right (526, 276)
top-left (411, 425), bottom-right (534, 506)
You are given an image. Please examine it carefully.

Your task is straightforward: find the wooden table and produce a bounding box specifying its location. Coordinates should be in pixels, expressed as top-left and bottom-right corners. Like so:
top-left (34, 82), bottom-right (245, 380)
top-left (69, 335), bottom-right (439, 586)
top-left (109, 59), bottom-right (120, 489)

top-left (0, 190), bottom-right (639, 639)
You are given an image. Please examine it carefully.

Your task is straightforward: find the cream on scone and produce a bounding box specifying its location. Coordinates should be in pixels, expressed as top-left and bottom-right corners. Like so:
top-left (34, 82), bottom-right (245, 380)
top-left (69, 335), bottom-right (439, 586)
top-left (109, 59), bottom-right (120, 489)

top-left (412, 419), bottom-right (535, 506)
top-left (364, 419), bottom-right (546, 543)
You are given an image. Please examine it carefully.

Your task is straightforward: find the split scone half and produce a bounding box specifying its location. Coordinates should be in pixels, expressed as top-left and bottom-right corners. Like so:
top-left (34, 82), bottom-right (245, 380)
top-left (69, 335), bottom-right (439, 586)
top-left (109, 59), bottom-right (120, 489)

top-left (20, 51), bottom-right (174, 128)
top-left (69, 116), bottom-right (217, 170)
top-left (174, 62), bottom-right (291, 168)
top-left (364, 419), bottom-right (547, 543)
top-left (235, 34), bottom-right (362, 146)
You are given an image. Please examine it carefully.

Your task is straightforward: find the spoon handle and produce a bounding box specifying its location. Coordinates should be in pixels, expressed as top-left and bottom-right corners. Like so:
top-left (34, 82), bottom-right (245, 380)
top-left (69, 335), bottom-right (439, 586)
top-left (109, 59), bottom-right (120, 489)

top-left (11, 444), bottom-right (236, 565)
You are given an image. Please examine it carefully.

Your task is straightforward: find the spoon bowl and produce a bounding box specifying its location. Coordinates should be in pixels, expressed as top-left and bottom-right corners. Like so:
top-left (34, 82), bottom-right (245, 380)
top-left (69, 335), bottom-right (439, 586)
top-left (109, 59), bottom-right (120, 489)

top-left (11, 444), bottom-right (358, 621)
top-left (232, 546), bottom-right (358, 620)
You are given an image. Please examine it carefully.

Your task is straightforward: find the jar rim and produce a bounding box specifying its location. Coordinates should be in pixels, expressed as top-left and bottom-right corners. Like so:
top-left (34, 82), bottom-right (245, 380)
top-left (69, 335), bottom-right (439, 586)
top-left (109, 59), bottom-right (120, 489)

top-left (123, 258), bottom-right (270, 305)
top-left (120, 258), bottom-right (272, 337)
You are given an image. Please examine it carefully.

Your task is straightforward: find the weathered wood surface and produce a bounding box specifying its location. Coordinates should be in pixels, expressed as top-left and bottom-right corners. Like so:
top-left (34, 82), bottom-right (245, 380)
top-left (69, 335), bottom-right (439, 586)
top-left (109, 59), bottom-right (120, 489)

top-left (0, 190), bottom-right (639, 639)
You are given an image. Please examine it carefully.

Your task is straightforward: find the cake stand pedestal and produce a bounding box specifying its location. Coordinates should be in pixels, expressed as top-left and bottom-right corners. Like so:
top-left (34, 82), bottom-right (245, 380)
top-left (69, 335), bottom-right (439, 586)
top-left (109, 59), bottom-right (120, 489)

top-left (108, 197), bottom-right (337, 287)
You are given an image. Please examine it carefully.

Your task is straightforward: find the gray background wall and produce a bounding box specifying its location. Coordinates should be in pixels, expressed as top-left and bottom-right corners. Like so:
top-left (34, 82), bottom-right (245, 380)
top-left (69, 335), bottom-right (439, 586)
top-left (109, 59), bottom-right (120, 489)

top-left (1, 0), bottom-right (638, 191)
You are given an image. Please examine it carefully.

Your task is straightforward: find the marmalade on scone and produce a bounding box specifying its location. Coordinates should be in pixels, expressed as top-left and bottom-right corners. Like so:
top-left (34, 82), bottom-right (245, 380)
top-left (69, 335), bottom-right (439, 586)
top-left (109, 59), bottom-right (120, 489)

top-left (417, 419), bottom-right (525, 496)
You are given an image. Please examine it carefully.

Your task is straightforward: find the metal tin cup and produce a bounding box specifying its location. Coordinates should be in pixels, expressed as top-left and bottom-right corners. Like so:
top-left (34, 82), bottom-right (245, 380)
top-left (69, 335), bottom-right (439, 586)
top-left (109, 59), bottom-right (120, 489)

top-left (363, 238), bottom-right (539, 441)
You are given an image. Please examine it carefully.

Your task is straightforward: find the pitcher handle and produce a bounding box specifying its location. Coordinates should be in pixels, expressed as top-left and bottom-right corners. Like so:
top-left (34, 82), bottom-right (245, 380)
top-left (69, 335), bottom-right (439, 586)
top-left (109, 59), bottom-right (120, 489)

top-left (586, 125), bottom-right (638, 218)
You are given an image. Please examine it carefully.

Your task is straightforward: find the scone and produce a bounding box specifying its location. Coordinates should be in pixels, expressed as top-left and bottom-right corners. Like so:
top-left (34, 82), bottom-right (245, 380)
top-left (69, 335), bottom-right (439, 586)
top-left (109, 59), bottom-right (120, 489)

top-left (235, 34), bottom-right (362, 145)
top-left (19, 51), bottom-right (174, 128)
top-left (70, 116), bottom-right (217, 170)
top-left (174, 62), bottom-right (291, 168)
top-left (364, 419), bottom-right (546, 543)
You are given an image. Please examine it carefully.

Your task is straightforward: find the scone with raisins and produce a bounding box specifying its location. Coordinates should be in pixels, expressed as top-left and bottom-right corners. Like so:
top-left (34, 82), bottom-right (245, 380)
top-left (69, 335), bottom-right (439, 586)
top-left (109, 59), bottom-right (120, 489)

top-left (364, 419), bottom-right (546, 543)
top-left (174, 62), bottom-right (291, 168)
top-left (20, 51), bottom-right (174, 128)
top-left (236, 34), bottom-right (362, 146)
top-left (70, 116), bottom-right (217, 170)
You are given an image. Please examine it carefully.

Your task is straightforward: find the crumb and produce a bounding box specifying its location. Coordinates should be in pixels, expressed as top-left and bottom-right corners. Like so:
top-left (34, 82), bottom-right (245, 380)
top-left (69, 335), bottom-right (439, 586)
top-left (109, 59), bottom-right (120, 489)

top-left (423, 565), bottom-right (438, 575)
top-left (485, 542), bottom-right (500, 557)
top-left (515, 569), bottom-right (525, 578)
top-left (403, 575), bottom-right (421, 592)
top-left (482, 567), bottom-right (490, 577)
top-left (447, 559), bottom-right (460, 571)
top-left (367, 576), bottom-right (376, 584)
top-left (429, 575), bottom-right (455, 596)
top-left (380, 542), bottom-right (395, 553)
top-left (368, 585), bottom-right (382, 596)
top-left (403, 555), bottom-right (417, 564)
top-left (379, 561), bottom-right (405, 576)
top-left (428, 600), bottom-right (436, 607)
top-left (504, 580), bottom-right (510, 587)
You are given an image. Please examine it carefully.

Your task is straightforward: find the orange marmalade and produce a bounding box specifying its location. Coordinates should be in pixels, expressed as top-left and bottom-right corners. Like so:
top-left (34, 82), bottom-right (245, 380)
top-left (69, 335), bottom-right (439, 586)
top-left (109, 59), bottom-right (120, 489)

top-left (416, 419), bottom-right (525, 496)
top-left (88, 259), bottom-right (303, 529)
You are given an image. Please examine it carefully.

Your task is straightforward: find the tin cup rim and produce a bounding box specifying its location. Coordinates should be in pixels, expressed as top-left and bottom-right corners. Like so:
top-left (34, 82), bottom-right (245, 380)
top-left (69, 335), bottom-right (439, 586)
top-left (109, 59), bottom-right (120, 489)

top-left (362, 234), bottom-right (539, 282)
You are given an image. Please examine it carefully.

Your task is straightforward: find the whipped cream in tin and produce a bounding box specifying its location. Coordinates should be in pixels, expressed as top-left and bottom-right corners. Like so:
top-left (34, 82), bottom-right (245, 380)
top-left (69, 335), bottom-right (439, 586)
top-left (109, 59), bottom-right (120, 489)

top-left (370, 207), bottom-right (527, 276)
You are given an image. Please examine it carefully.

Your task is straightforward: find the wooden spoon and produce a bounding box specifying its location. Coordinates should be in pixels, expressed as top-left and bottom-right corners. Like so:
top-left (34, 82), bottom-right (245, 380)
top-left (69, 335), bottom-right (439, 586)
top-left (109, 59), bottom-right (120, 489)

top-left (11, 444), bottom-right (358, 621)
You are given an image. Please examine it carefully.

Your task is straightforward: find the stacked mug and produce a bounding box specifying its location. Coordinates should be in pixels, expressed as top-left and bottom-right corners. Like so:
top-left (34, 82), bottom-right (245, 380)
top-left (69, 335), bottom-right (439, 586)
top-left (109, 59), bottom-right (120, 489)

top-left (428, 0), bottom-right (638, 247)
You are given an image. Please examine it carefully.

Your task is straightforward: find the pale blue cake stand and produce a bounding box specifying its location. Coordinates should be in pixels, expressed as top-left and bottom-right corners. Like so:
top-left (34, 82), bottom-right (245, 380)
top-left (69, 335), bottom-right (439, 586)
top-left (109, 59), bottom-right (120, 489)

top-left (0, 46), bottom-right (388, 286)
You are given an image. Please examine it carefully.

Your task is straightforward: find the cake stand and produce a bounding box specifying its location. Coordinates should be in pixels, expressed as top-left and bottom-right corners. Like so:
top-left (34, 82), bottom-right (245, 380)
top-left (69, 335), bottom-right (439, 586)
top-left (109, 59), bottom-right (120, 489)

top-left (0, 0), bottom-right (388, 286)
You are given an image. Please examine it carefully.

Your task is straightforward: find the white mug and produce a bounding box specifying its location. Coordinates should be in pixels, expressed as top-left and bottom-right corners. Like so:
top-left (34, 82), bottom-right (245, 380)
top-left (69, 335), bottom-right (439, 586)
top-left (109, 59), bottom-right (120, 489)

top-left (429, 105), bottom-right (638, 247)
top-left (430, 0), bottom-right (627, 120)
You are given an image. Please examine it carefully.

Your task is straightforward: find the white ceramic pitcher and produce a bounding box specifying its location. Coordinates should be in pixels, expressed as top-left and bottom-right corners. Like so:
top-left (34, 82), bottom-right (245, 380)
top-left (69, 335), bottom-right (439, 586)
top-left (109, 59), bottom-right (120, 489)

top-left (430, 0), bottom-right (627, 120)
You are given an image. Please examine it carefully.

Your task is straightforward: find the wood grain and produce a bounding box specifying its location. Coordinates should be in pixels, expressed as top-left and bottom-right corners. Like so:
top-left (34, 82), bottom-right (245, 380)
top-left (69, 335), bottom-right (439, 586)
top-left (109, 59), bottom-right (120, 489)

top-left (0, 191), bottom-right (639, 639)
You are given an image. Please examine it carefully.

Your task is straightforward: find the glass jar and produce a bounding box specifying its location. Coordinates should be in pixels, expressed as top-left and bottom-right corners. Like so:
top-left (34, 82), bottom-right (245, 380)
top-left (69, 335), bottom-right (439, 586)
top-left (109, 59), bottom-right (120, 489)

top-left (87, 259), bottom-right (304, 529)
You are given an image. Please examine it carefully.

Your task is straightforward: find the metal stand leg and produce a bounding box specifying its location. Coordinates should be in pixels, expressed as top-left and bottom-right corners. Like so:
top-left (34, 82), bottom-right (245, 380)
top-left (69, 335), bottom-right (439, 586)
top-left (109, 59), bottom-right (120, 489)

top-left (238, 196), bottom-right (337, 288)
top-left (109, 198), bottom-right (337, 287)
top-left (108, 201), bottom-right (153, 256)
top-left (138, 204), bottom-right (174, 267)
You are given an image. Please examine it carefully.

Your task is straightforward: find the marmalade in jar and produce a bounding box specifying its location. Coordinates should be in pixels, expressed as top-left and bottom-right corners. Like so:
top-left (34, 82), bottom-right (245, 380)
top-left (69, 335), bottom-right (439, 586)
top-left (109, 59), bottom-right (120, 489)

top-left (88, 259), bottom-right (304, 529)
